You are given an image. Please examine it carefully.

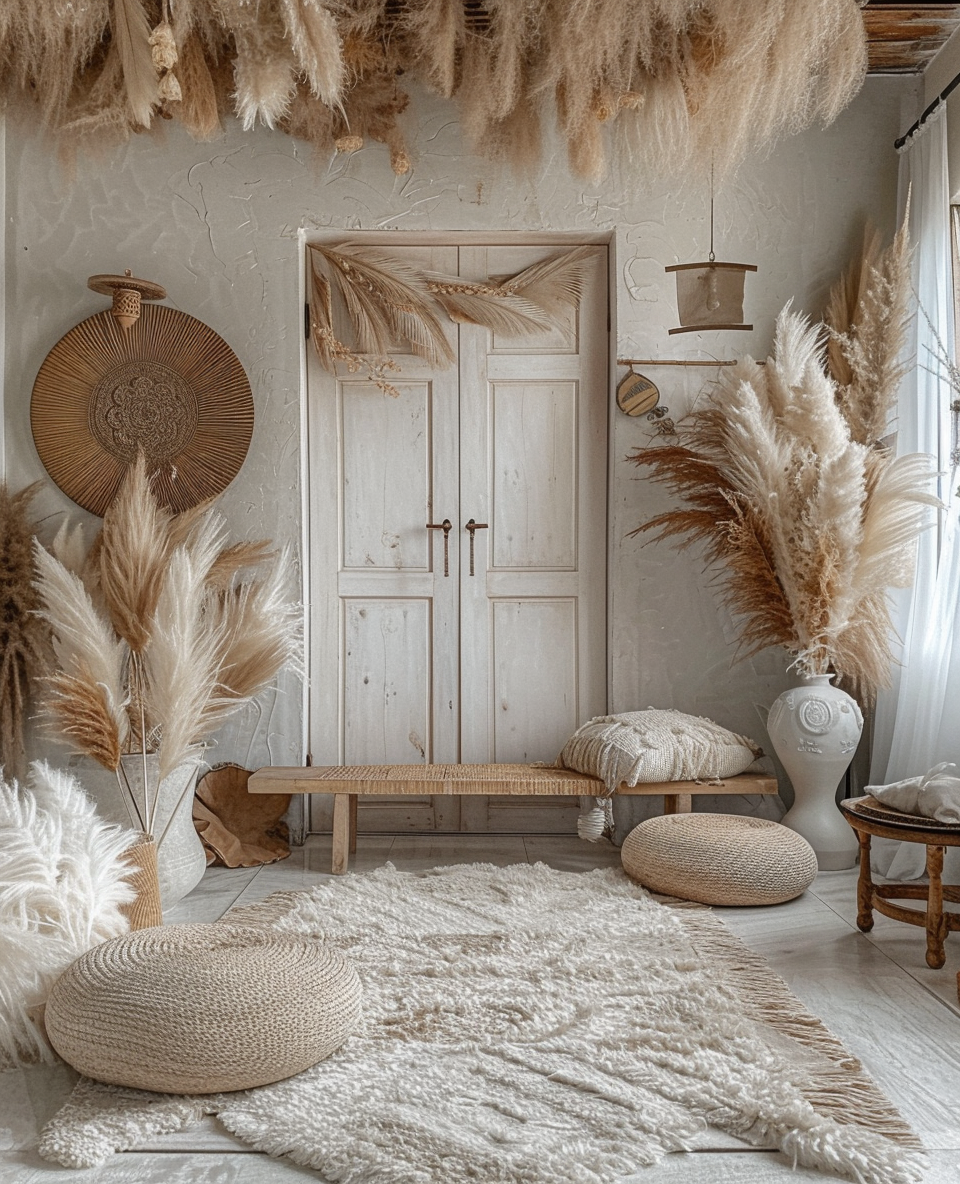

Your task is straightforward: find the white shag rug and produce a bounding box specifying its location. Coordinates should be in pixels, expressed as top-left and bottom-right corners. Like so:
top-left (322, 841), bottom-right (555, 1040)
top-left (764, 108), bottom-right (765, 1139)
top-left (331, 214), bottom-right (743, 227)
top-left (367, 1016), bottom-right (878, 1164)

top-left (38, 863), bottom-right (923, 1184)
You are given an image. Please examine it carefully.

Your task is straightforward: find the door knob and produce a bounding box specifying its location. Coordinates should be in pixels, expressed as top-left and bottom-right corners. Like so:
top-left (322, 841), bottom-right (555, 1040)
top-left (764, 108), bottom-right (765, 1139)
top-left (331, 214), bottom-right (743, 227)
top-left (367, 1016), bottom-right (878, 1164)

top-left (465, 518), bottom-right (488, 577)
top-left (426, 519), bottom-right (452, 576)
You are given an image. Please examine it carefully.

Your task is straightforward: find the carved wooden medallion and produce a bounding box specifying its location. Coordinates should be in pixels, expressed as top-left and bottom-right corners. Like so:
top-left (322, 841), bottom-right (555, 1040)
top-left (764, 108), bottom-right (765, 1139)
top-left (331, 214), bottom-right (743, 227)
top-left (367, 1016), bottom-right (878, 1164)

top-left (31, 304), bottom-right (254, 516)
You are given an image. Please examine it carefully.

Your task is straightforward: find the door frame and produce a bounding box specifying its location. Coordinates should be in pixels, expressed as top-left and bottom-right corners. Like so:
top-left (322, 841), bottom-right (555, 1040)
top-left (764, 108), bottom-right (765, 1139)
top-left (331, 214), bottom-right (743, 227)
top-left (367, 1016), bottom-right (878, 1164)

top-left (297, 229), bottom-right (617, 827)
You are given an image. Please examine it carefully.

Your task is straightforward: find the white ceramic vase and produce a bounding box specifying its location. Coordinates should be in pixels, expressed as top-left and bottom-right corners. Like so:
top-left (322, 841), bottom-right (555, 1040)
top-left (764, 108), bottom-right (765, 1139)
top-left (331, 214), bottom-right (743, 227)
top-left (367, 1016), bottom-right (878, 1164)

top-left (767, 674), bottom-right (863, 871)
top-left (76, 754), bottom-right (205, 910)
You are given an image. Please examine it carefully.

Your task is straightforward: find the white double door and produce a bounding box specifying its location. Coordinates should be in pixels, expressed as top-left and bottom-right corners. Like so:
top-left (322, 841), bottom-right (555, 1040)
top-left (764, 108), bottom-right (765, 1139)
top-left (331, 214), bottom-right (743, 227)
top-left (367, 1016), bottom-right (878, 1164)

top-left (306, 240), bottom-right (608, 832)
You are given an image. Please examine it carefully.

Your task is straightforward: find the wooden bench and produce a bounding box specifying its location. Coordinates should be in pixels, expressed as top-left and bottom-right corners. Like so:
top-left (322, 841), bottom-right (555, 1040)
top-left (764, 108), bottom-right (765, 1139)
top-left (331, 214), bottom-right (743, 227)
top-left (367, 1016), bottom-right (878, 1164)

top-left (248, 764), bottom-right (778, 874)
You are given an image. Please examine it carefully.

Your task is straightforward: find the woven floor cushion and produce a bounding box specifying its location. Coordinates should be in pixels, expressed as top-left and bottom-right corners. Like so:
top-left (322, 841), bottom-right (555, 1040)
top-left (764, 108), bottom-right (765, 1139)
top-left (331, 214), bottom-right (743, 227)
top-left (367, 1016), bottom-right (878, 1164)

top-left (621, 813), bottom-right (818, 906)
top-left (44, 923), bottom-right (362, 1093)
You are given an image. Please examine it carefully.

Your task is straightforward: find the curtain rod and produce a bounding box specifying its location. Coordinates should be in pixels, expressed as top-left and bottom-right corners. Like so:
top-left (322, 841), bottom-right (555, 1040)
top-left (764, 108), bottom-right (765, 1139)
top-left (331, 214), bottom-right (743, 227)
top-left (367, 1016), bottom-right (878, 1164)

top-left (894, 65), bottom-right (960, 150)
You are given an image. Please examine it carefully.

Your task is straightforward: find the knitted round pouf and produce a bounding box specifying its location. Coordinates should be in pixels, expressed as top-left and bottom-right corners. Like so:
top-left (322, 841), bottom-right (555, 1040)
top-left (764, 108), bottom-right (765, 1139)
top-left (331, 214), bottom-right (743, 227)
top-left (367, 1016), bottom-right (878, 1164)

top-left (621, 813), bottom-right (817, 906)
top-left (44, 923), bottom-right (362, 1093)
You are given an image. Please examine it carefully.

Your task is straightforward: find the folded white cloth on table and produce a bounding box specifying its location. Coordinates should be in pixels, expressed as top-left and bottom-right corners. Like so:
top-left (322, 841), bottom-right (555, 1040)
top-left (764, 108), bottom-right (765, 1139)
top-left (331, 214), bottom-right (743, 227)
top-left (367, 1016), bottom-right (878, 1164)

top-left (866, 763), bottom-right (960, 824)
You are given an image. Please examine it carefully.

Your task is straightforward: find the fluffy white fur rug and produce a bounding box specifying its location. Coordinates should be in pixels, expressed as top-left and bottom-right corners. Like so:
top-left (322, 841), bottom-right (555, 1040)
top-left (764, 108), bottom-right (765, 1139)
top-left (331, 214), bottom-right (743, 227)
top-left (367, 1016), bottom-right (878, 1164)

top-left (0, 762), bottom-right (135, 1064)
top-left (39, 863), bottom-right (923, 1183)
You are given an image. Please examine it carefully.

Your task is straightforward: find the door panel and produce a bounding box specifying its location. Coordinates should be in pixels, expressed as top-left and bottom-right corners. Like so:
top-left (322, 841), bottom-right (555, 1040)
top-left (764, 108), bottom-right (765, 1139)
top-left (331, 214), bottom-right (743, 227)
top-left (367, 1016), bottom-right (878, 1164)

top-left (491, 598), bottom-right (579, 762)
top-left (491, 380), bottom-right (579, 570)
top-left (306, 239), bottom-right (608, 834)
top-left (342, 598), bottom-right (433, 763)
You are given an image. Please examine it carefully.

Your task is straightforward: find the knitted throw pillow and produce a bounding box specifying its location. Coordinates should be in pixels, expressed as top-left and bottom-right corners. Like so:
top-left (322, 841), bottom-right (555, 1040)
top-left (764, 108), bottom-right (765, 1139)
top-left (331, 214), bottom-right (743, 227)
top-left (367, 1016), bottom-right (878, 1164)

top-left (559, 708), bottom-right (762, 793)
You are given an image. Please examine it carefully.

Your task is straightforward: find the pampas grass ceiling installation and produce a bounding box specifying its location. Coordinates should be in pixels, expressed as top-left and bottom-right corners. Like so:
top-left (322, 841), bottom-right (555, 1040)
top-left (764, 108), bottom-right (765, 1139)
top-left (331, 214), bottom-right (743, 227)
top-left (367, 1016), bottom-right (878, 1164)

top-left (0, 1), bottom-right (867, 179)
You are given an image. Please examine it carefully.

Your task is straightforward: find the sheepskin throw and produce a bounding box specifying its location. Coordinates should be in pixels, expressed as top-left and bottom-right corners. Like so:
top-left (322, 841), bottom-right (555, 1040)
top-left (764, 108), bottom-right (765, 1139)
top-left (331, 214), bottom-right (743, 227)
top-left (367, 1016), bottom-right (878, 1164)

top-left (40, 864), bottom-right (920, 1183)
top-left (560, 708), bottom-right (762, 793)
top-left (0, 763), bottom-right (135, 1065)
top-left (867, 763), bottom-right (960, 824)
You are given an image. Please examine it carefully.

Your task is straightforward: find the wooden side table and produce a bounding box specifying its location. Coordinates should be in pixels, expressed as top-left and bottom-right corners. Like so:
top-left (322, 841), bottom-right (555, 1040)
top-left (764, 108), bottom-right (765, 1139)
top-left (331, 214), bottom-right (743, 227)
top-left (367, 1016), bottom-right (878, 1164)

top-left (840, 796), bottom-right (960, 1001)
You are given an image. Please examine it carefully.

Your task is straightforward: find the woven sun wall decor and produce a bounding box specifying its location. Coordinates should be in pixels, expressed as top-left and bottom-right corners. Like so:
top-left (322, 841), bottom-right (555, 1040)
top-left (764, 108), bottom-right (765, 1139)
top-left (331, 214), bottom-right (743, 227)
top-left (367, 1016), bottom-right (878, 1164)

top-left (31, 280), bottom-right (254, 517)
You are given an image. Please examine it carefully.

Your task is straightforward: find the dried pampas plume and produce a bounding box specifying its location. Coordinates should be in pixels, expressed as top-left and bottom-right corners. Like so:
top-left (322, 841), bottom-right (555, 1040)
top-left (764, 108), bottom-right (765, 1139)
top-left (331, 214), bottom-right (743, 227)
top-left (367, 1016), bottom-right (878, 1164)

top-left (113, 0), bottom-right (161, 127)
top-left (0, 483), bottom-right (45, 780)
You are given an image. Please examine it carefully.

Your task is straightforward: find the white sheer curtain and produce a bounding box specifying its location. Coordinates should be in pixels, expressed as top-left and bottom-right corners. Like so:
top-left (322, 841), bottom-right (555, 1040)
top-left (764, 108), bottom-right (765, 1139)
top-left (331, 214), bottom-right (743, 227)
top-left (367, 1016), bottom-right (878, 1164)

top-left (870, 105), bottom-right (960, 880)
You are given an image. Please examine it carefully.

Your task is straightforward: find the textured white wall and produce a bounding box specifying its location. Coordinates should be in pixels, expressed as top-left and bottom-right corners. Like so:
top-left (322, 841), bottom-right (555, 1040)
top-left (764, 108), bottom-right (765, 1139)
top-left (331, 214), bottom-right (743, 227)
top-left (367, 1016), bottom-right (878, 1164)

top-left (3, 78), bottom-right (907, 828)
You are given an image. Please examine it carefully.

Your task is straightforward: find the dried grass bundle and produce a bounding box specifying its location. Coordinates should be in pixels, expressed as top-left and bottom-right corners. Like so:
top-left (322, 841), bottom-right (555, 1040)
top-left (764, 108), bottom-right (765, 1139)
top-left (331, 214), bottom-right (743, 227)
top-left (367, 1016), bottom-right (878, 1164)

top-left (0, 1), bottom-right (865, 182)
top-left (631, 303), bottom-right (939, 703)
top-left (33, 461), bottom-right (300, 844)
top-left (0, 484), bottom-right (45, 780)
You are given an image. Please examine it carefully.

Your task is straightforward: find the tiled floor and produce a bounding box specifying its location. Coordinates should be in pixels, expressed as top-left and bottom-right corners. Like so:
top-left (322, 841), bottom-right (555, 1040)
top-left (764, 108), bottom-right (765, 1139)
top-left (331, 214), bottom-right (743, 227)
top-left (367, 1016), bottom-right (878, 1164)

top-left (3, 833), bottom-right (960, 1183)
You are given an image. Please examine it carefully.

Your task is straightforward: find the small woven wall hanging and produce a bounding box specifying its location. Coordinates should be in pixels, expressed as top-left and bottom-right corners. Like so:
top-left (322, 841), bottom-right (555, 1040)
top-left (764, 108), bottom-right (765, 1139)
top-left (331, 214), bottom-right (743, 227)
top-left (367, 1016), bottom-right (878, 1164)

top-left (31, 273), bottom-right (254, 517)
top-left (666, 166), bottom-right (757, 335)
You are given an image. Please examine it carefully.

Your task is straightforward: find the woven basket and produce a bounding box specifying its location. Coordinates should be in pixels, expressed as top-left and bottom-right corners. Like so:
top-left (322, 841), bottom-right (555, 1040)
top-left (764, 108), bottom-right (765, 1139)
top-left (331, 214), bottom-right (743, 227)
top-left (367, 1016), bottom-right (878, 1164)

top-left (119, 834), bottom-right (163, 930)
top-left (621, 813), bottom-right (817, 906)
top-left (44, 923), bottom-right (363, 1093)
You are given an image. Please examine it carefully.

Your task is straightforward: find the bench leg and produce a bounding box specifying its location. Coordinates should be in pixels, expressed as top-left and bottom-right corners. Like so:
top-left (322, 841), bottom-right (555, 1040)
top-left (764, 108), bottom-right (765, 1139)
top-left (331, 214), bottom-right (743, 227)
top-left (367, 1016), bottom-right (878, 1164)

top-left (332, 793), bottom-right (351, 875)
top-left (663, 793), bottom-right (693, 814)
top-left (349, 792), bottom-right (358, 854)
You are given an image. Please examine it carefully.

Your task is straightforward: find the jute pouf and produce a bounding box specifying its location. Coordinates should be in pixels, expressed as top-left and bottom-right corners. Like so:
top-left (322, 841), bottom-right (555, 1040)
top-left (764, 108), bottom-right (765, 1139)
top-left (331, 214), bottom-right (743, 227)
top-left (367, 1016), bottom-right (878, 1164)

top-left (621, 813), bottom-right (818, 906)
top-left (44, 923), bottom-right (362, 1093)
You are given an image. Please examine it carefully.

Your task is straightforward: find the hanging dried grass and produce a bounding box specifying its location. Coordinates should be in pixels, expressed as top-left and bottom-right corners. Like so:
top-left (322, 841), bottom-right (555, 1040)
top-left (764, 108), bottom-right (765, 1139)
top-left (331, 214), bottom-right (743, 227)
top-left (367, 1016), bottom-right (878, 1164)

top-left (112, 0), bottom-right (160, 127)
top-left (0, 1), bottom-right (867, 181)
top-left (0, 483), bottom-right (45, 780)
top-left (630, 300), bottom-right (940, 704)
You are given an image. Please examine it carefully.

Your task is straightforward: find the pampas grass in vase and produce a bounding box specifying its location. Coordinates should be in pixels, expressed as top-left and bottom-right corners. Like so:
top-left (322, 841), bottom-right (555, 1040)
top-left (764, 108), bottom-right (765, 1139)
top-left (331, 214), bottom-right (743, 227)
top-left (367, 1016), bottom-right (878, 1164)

top-left (629, 220), bottom-right (939, 865)
top-left (33, 456), bottom-right (300, 907)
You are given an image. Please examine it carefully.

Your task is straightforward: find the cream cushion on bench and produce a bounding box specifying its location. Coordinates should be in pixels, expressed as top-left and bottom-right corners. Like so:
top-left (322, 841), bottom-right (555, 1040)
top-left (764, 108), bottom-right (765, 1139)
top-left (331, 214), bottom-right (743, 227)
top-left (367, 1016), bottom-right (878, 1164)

top-left (621, 813), bottom-right (817, 906)
top-left (559, 709), bottom-right (762, 793)
top-left (44, 923), bottom-right (362, 1093)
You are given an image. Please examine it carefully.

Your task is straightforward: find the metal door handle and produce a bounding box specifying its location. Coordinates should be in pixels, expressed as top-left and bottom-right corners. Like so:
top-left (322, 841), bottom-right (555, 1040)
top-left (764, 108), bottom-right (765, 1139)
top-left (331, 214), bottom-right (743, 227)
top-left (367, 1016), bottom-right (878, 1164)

top-left (465, 518), bottom-right (488, 577)
top-left (426, 519), bottom-right (452, 576)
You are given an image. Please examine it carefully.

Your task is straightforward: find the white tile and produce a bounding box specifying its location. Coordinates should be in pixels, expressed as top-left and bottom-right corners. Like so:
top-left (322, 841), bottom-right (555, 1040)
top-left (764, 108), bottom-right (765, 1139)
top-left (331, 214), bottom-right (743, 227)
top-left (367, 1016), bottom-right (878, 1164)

top-left (384, 835), bottom-right (528, 870)
top-left (523, 834), bottom-right (624, 871)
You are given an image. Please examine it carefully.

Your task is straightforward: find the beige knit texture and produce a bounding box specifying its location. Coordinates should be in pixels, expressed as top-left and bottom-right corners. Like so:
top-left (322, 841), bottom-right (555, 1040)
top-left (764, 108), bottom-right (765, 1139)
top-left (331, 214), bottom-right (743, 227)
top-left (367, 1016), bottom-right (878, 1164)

top-left (622, 814), bottom-right (818, 906)
top-left (44, 923), bottom-right (362, 1093)
top-left (559, 709), bottom-right (762, 793)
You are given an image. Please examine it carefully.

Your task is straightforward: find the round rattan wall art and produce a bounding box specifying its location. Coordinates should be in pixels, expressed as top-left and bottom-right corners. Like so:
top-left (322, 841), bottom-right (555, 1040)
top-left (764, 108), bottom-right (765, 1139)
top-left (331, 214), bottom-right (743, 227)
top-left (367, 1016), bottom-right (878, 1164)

top-left (31, 289), bottom-right (254, 517)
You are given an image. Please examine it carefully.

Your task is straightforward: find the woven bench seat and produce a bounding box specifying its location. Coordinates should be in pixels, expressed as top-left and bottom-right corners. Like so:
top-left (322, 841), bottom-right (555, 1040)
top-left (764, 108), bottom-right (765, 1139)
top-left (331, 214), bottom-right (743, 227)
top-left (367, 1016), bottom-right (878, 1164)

top-left (248, 765), bottom-right (777, 874)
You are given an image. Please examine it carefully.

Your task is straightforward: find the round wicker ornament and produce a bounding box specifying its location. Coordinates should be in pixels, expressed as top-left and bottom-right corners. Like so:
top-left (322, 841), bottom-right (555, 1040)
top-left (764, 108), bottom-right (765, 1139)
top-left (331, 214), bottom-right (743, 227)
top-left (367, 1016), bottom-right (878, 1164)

top-left (31, 303), bottom-right (254, 517)
top-left (616, 370), bottom-right (660, 416)
top-left (45, 923), bottom-right (363, 1093)
top-left (621, 813), bottom-right (817, 906)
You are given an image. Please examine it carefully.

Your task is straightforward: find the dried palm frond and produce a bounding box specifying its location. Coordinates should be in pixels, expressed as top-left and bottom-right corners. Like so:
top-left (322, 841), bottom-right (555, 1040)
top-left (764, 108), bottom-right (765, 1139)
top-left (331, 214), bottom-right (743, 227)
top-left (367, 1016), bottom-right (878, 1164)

top-left (112, 0), bottom-right (160, 127)
top-left (0, 483), bottom-right (44, 779)
top-left (631, 303), bottom-right (939, 703)
top-left (308, 256), bottom-right (403, 396)
top-left (311, 243), bottom-right (455, 368)
top-left (425, 278), bottom-right (553, 334)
